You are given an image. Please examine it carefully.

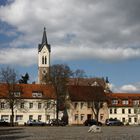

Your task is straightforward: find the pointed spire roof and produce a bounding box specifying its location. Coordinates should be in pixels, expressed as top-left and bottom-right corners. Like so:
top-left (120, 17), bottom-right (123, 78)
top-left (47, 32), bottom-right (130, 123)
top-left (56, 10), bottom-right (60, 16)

top-left (42, 27), bottom-right (48, 44)
top-left (105, 77), bottom-right (109, 83)
top-left (38, 27), bottom-right (51, 52)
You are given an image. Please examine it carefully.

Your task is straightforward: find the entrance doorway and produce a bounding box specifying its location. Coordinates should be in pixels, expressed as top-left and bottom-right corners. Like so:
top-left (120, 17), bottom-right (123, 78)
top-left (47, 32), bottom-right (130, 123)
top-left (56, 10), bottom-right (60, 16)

top-left (87, 114), bottom-right (92, 120)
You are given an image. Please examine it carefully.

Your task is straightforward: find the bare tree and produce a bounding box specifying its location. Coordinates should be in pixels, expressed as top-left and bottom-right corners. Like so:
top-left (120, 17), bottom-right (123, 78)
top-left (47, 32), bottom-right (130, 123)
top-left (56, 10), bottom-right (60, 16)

top-left (89, 84), bottom-right (107, 123)
top-left (0, 67), bottom-right (23, 126)
top-left (72, 69), bottom-right (86, 85)
top-left (44, 64), bottom-right (72, 125)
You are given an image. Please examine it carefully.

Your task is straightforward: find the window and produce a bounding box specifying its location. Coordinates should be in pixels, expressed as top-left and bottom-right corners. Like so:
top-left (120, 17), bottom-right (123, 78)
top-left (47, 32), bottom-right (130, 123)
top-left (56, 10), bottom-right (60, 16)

top-left (20, 103), bottom-right (24, 109)
top-left (133, 100), bottom-right (139, 106)
top-left (1, 102), bottom-right (5, 109)
top-left (87, 102), bottom-right (92, 108)
top-left (122, 109), bottom-right (125, 114)
top-left (128, 109), bottom-right (131, 114)
top-left (80, 114), bottom-right (84, 121)
top-left (134, 109), bottom-right (137, 114)
top-left (74, 102), bottom-right (78, 109)
top-left (110, 109), bottom-right (112, 114)
top-left (46, 115), bottom-right (50, 120)
top-left (114, 108), bottom-right (117, 114)
top-left (45, 56), bottom-right (47, 64)
top-left (122, 118), bottom-right (125, 123)
top-left (1, 115), bottom-right (9, 121)
top-left (122, 100), bottom-right (129, 105)
top-left (38, 115), bottom-right (42, 121)
top-left (16, 115), bottom-right (23, 121)
top-left (134, 118), bottom-right (137, 123)
top-left (128, 118), bottom-right (131, 123)
top-left (80, 102), bottom-right (84, 109)
top-left (42, 56), bottom-right (44, 64)
top-left (29, 103), bottom-right (33, 109)
top-left (100, 114), bottom-right (104, 121)
top-left (111, 100), bottom-right (118, 105)
top-left (74, 114), bottom-right (78, 121)
top-left (46, 102), bottom-right (51, 109)
top-left (29, 115), bottom-right (33, 120)
top-left (32, 92), bottom-right (43, 97)
top-left (38, 103), bottom-right (42, 109)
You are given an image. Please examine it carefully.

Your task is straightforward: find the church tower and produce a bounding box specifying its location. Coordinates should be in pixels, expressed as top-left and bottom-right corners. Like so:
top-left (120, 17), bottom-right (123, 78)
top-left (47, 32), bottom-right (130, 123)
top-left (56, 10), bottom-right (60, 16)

top-left (38, 28), bottom-right (51, 84)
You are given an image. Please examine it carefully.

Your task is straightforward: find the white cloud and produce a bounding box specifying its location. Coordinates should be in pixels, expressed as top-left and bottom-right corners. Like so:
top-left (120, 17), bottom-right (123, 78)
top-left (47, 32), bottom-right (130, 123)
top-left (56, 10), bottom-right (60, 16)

top-left (0, 45), bottom-right (140, 66)
top-left (0, 48), bottom-right (37, 66)
top-left (120, 85), bottom-right (137, 92)
top-left (0, 0), bottom-right (140, 64)
top-left (112, 83), bottom-right (140, 93)
top-left (52, 45), bottom-right (140, 62)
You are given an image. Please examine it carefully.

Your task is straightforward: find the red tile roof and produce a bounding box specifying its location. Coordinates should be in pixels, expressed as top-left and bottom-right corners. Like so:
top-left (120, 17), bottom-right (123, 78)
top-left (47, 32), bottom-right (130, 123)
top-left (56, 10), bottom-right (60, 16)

top-left (109, 93), bottom-right (140, 99)
top-left (108, 93), bottom-right (140, 107)
top-left (0, 83), bottom-right (56, 99)
top-left (67, 85), bottom-right (106, 101)
top-left (68, 78), bottom-right (106, 87)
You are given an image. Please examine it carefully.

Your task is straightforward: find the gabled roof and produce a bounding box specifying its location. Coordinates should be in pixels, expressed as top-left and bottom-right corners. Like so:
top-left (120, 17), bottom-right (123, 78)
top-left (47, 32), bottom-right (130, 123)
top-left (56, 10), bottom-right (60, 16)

top-left (38, 27), bottom-right (51, 52)
top-left (68, 78), bottom-right (106, 87)
top-left (109, 93), bottom-right (140, 99)
top-left (0, 83), bottom-right (56, 99)
top-left (67, 85), bottom-right (105, 101)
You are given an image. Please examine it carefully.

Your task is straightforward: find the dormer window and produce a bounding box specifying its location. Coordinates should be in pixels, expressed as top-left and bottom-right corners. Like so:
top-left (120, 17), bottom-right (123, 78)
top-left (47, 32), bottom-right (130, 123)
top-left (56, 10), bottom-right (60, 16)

top-left (111, 99), bottom-right (118, 105)
top-left (133, 100), bottom-right (139, 106)
top-left (32, 91), bottom-right (43, 98)
top-left (14, 92), bottom-right (21, 97)
top-left (91, 81), bottom-right (99, 86)
top-left (122, 100), bottom-right (129, 105)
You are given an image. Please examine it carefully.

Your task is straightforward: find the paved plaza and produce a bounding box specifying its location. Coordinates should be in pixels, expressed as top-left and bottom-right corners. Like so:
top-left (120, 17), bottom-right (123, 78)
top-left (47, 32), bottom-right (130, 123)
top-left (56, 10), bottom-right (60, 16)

top-left (0, 126), bottom-right (140, 140)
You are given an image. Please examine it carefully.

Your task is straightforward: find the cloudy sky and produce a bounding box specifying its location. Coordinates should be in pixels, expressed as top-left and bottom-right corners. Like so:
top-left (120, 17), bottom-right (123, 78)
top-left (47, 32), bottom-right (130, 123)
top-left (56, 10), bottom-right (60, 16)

top-left (0, 0), bottom-right (140, 93)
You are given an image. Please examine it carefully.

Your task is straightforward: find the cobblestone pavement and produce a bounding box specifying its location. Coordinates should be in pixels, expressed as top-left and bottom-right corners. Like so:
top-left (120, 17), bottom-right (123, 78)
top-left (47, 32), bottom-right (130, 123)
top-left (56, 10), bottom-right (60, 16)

top-left (0, 126), bottom-right (140, 140)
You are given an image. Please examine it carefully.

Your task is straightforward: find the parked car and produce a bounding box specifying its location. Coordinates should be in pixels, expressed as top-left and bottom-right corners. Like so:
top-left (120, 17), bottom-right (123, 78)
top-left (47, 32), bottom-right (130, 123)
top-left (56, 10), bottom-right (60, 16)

top-left (47, 119), bottom-right (66, 126)
top-left (84, 119), bottom-right (102, 126)
top-left (25, 120), bottom-right (46, 126)
top-left (105, 118), bottom-right (124, 126)
top-left (0, 119), bottom-right (10, 126)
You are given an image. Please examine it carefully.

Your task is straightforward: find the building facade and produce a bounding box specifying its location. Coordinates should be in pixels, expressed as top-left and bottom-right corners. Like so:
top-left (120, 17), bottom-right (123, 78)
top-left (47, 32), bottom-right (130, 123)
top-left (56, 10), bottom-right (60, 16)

top-left (1, 84), bottom-right (140, 125)
top-left (66, 85), bottom-right (109, 125)
top-left (0, 84), bottom-right (57, 125)
top-left (108, 93), bottom-right (140, 125)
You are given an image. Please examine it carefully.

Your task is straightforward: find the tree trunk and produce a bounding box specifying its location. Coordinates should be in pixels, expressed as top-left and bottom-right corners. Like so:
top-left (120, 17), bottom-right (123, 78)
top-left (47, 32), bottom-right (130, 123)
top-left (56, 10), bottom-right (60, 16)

top-left (56, 97), bottom-right (59, 126)
top-left (11, 107), bottom-right (14, 127)
top-left (96, 110), bottom-right (99, 125)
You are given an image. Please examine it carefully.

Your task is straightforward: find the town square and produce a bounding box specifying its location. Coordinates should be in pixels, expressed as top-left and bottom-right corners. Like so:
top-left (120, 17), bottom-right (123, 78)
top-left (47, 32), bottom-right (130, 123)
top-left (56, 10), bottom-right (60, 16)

top-left (1, 126), bottom-right (140, 140)
top-left (0, 0), bottom-right (140, 140)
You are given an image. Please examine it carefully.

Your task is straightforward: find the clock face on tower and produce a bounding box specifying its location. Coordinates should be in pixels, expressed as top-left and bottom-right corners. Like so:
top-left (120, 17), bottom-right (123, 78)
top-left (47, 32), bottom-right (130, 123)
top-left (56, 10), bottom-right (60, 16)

top-left (42, 68), bottom-right (47, 75)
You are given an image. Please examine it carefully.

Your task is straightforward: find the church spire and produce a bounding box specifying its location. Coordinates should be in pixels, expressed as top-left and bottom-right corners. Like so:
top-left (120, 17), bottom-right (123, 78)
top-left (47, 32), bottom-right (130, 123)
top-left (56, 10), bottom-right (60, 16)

top-left (42, 27), bottom-right (48, 45)
top-left (105, 77), bottom-right (109, 83)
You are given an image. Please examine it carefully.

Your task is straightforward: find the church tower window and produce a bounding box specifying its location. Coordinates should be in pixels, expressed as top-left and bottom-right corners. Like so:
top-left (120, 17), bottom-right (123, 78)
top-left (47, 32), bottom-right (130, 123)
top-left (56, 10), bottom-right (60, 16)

top-left (45, 56), bottom-right (47, 64)
top-left (42, 56), bottom-right (44, 64)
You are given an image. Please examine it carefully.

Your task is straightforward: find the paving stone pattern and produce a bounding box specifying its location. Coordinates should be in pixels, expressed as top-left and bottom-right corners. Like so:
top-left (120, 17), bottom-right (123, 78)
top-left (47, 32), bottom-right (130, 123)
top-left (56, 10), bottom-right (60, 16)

top-left (0, 126), bottom-right (140, 140)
